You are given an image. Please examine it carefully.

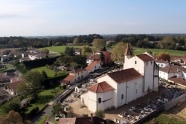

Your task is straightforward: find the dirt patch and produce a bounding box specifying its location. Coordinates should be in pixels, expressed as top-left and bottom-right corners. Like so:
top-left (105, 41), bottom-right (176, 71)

top-left (0, 48), bottom-right (20, 54)
top-left (165, 102), bottom-right (186, 121)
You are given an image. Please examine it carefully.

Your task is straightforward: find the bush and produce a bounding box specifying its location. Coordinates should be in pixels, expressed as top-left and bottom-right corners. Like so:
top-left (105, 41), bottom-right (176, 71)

top-left (95, 110), bottom-right (105, 119)
top-left (29, 106), bottom-right (39, 115)
top-left (62, 85), bottom-right (67, 89)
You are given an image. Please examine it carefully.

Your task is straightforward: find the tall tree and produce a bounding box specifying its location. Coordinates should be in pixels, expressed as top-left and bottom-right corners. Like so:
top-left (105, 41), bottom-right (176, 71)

top-left (100, 52), bottom-right (105, 62)
top-left (157, 52), bottom-right (171, 62)
top-left (17, 71), bottom-right (44, 99)
top-left (81, 45), bottom-right (92, 55)
top-left (111, 42), bottom-right (127, 64)
top-left (73, 37), bottom-right (80, 44)
top-left (52, 102), bottom-right (64, 116)
top-left (92, 39), bottom-right (106, 48)
top-left (64, 47), bottom-right (75, 56)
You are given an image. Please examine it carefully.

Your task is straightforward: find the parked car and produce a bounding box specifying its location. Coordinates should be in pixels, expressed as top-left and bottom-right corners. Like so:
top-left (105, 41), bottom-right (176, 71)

top-left (55, 115), bottom-right (60, 121)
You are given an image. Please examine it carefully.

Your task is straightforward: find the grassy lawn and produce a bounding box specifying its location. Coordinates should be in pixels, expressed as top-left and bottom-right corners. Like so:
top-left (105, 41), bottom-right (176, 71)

top-left (0, 64), bottom-right (15, 72)
top-left (145, 114), bottom-right (186, 124)
top-left (36, 114), bottom-right (48, 124)
top-left (40, 45), bottom-right (97, 53)
top-left (30, 66), bottom-right (68, 78)
top-left (26, 86), bottom-right (63, 114)
top-left (133, 47), bottom-right (186, 56)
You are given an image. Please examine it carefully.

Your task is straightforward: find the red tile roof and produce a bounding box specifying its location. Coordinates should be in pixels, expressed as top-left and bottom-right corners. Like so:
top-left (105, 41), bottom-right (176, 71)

top-left (169, 76), bottom-right (186, 86)
top-left (8, 81), bottom-right (21, 91)
top-left (85, 61), bottom-right (101, 71)
top-left (61, 75), bottom-right (75, 84)
top-left (136, 54), bottom-right (154, 62)
top-left (155, 59), bottom-right (168, 64)
top-left (70, 68), bottom-right (87, 73)
top-left (159, 65), bottom-right (186, 73)
top-left (88, 81), bottom-right (114, 93)
top-left (58, 117), bottom-right (107, 124)
top-left (58, 118), bottom-right (76, 124)
top-left (124, 43), bottom-right (133, 56)
top-left (107, 68), bottom-right (143, 84)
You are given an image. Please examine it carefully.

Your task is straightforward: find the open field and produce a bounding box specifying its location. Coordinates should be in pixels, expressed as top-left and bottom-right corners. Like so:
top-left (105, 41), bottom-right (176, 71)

top-left (39, 45), bottom-right (97, 53)
top-left (0, 48), bottom-right (20, 54)
top-left (30, 66), bottom-right (68, 78)
top-left (133, 47), bottom-right (186, 56)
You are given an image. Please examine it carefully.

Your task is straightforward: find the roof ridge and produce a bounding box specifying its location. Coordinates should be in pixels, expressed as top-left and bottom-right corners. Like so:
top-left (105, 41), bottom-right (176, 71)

top-left (99, 83), bottom-right (104, 92)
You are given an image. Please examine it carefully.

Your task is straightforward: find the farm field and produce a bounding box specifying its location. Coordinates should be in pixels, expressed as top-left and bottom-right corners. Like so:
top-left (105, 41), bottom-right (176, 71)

top-left (39, 45), bottom-right (96, 53)
top-left (0, 48), bottom-right (20, 54)
top-left (30, 66), bottom-right (68, 78)
top-left (133, 47), bottom-right (186, 56)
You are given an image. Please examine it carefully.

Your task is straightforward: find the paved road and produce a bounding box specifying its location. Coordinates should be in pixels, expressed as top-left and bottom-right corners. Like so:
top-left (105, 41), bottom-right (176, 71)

top-left (31, 67), bottom-right (112, 124)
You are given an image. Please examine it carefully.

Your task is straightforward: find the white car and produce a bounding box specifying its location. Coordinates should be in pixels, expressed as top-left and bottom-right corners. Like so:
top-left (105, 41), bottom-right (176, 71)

top-left (55, 115), bottom-right (60, 121)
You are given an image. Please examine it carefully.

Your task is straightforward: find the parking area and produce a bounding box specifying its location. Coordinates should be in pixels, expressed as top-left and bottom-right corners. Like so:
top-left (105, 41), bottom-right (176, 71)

top-left (63, 84), bottom-right (185, 124)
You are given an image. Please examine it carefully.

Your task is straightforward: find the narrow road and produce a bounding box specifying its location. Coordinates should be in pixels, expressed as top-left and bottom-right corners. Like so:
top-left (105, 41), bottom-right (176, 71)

top-left (31, 67), bottom-right (112, 124)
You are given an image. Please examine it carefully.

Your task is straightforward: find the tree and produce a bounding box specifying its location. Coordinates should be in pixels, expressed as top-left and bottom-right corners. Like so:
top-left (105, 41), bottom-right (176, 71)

top-left (81, 45), bottom-right (92, 55)
top-left (0, 110), bottom-right (31, 124)
top-left (100, 52), bottom-right (105, 62)
top-left (1, 98), bottom-right (20, 114)
top-left (111, 42), bottom-right (127, 64)
top-left (52, 102), bottom-right (64, 116)
top-left (41, 70), bottom-right (48, 80)
top-left (95, 110), bottom-right (105, 119)
top-left (17, 71), bottom-right (44, 99)
top-left (92, 39), bottom-right (106, 48)
top-left (43, 49), bottom-right (49, 58)
top-left (73, 37), bottom-right (80, 44)
top-left (64, 47), bottom-right (75, 56)
top-left (102, 46), bottom-right (107, 51)
top-left (157, 52), bottom-right (171, 62)
top-left (48, 39), bottom-right (52, 46)
top-left (70, 62), bottom-right (78, 70)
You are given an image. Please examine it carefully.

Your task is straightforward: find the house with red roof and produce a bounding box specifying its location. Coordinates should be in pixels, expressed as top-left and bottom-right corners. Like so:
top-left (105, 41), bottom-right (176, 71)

top-left (85, 61), bottom-right (102, 73)
top-left (60, 68), bottom-right (88, 85)
top-left (81, 43), bottom-right (159, 112)
top-left (7, 76), bottom-right (22, 95)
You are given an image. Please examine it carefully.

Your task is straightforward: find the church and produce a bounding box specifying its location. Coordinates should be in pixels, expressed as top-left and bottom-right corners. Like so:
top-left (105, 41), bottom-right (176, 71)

top-left (80, 44), bottom-right (159, 112)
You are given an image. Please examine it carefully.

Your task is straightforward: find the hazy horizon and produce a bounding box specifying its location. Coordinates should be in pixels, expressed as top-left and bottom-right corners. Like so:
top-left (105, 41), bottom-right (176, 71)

top-left (1, 0), bottom-right (186, 37)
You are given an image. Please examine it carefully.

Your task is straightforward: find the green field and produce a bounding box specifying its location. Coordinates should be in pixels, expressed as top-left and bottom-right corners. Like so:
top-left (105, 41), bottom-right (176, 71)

top-left (40, 45), bottom-right (96, 53)
top-left (133, 47), bottom-right (186, 56)
top-left (26, 87), bottom-right (63, 114)
top-left (30, 66), bottom-right (68, 78)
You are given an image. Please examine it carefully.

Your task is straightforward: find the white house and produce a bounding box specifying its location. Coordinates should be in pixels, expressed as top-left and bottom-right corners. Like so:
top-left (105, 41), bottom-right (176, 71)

top-left (155, 60), bottom-right (169, 68)
top-left (61, 68), bottom-right (88, 85)
top-left (81, 43), bottom-right (159, 112)
top-left (7, 76), bottom-right (22, 95)
top-left (159, 65), bottom-right (186, 80)
top-left (85, 61), bottom-right (102, 73)
top-left (28, 53), bottom-right (45, 60)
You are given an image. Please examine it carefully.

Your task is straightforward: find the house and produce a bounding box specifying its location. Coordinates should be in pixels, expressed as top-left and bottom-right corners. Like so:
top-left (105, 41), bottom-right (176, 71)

top-left (7, 76), bottom-right (22, 95)
top-left (159, 65), bottom-right (186, 80)
top-left (58, 114), bottom-right (107, 124)
top-left (28, 53), bottom-right (45, 60)
top-left (81, 43), bottom-right (159, 112)
top-left (61, 68), bottom-right (88, 85)
top-left (85, 61), bottom-right (102, 73)
top-left (0, 72), bottom-right (14, 86)
top-left (75, 48), bottom-right (82, 55)
top-left (86, 51), bottom-right (112, 65)
top-left (155, 59), bottom-right (169, 68)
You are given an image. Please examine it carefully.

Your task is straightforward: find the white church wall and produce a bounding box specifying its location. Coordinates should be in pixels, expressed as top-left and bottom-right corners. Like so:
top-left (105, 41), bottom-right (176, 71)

top-left (87, 91), bottom-right (97, 112)
top-left (117, 82), bottom-right (127, 107)
top-left (154, 77), bottom-right (159, 91)
top-left (97, 90), bottom-right (113, 111)
top-left (144, 61), bottom-right (154, 94)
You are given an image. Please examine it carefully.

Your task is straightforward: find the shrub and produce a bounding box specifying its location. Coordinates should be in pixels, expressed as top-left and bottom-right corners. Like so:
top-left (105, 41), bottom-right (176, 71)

top-left (29, 106), bottom-right (39, 115)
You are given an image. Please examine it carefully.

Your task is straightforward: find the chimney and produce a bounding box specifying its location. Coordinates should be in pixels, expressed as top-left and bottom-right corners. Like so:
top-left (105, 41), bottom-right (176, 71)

top-left (91, 113), bottom-right (94, 123)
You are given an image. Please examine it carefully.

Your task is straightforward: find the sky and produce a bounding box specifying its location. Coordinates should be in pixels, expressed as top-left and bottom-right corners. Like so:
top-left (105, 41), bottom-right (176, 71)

top-left (0, 0), bottom-right (186, 36)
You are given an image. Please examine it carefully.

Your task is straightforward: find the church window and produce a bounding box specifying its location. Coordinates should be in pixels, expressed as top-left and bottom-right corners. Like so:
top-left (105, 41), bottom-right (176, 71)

top-left (98, 98), bottom-right (101, 103)
top-left (135, 61), bottom-right (137, 64)
top-left (121, 94), bottom-right (123, 99)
